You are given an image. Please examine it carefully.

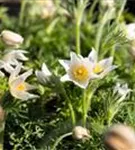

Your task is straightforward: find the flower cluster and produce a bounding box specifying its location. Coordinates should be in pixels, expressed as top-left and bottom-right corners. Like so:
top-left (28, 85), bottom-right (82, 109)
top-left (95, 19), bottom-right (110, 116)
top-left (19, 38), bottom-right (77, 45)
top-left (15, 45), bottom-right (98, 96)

top-left (59, 48), bottom-right (116, 88)
top-left (0, 30), bottom-right (39, 100)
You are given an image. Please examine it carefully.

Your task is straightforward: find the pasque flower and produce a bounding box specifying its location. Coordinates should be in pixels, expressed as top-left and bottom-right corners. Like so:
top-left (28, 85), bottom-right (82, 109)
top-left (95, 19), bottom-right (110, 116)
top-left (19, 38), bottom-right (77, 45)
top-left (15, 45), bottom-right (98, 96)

top-left (59, 52), bottom-right (97, 89)
top-left (0, 50), bottom-right (28, 74)
top-left (1, 30), bottom-right (24, 47)
top-left (35, 63), bottom-right (52, 84)
top-left (88, 48), bottom-right (117, 78)
top-left (114, 83), bottom-right (132, 97)
top-left (9, 64), bottom-right (39, 100)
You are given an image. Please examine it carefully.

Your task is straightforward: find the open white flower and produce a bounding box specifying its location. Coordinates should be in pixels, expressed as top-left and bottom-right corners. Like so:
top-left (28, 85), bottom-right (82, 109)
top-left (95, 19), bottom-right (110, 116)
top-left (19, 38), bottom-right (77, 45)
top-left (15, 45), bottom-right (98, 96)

top-left (114, 83), bottom-right (132, 97)
top-left (59, 52), bottom-right (96, 89)
top-left (88, 48), bottom-right (117, 78)
top-left (9, 64), bottom-right (39, 100)
top-left (126, 23), bottom-right (135, 41)
top-left (0, 50), bottom-right (28, 74)
top-left (35, 63), bottom-right (52, 84)
top-left (1, 30), bottom-right (24, 47)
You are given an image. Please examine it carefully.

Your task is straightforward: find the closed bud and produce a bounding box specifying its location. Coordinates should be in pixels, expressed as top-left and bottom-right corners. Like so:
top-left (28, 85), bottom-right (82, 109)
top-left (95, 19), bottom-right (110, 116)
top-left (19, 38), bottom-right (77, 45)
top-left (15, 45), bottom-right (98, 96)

top-left (1, 30), bottom-right (24, 47)
top-left (101, 0), bottom-right (115, 8)
top-left (72, 126), bottom-right (90, 140)
top-left (104, 124), bottom-right (135, 150)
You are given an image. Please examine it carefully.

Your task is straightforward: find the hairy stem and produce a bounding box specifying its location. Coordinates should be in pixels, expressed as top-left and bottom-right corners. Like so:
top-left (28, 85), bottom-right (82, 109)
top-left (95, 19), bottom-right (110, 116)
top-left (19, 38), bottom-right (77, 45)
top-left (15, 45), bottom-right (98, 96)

top-left (52, 132), bottom-right (72, 150)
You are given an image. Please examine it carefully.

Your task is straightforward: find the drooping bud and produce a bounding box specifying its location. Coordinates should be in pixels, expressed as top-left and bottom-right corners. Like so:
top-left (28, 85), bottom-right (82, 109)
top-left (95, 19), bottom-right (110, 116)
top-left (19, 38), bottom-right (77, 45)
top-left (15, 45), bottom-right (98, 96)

top-left (72, 126), bottom-right (90, 140)
top-left (104, 124), bottom-right (135, 150)
top-left (1, 30), bottom-right (24, 48)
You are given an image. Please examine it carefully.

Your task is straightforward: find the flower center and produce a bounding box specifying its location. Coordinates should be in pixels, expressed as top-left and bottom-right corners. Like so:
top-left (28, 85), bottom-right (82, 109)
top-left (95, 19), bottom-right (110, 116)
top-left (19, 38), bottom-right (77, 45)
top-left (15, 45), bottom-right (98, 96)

top-left (93, 64), bottom-right (103, 74)
top-left (72, 65), bottom-right (89, 81)
top-left (16, 83), bottom-right (26, 91)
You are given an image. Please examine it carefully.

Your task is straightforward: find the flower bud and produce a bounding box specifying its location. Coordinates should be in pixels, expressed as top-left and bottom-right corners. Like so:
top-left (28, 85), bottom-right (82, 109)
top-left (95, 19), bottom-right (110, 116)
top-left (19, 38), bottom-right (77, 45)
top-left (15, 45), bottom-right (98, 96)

top-left (72, 126), bottom-right (90, 140)
top-left (1, 30), bottom-right (24, 47)
top-left (40, 0), bottom-right (56, 19)
top-left (104, 124), bottom-right (135, 150)
top-left (101, 0), bottom-right (115, 9)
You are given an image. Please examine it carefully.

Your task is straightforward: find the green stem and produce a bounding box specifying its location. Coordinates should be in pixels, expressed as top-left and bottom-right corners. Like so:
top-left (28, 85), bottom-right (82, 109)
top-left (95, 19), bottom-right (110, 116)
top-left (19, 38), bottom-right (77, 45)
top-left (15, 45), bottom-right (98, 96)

top-left (52, 132), bottom-right (72, 150)
top-left (116, 0), bottom-right (126, 23)
top-left (76, 23), bottom-right (81, 55)
top-left (95, 13), bottom-right (107, 53)
top-left (54, 77), bottom-right (76, 126)
top-left (19, 0), bottom-right (27, 26)
top-left (82, 90), bottom-right (87, 127)
top-left (82, 85), bottom-right (95, 127)
top-left (75, 0), bottom-right (88, 54)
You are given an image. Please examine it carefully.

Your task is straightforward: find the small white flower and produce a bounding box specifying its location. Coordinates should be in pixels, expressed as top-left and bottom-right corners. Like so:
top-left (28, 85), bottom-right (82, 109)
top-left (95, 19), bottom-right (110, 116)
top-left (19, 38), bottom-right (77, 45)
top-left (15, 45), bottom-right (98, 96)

top-left (1, 30), bottom-right (24, 47)
top-left (35, 63), bottom-right (52, 84)
top-left (59, 52), bottom-right (96, 89)
top-left (9, 64), bottom-right (39, 100)
top-left (114, 83), bottom-right (131, 97)
top-left (0, 50), bottom-right (28, 74)
top-left (88, 48), bottom-right (117, 78)
top-left (126, 23), bottom-right (135, 41)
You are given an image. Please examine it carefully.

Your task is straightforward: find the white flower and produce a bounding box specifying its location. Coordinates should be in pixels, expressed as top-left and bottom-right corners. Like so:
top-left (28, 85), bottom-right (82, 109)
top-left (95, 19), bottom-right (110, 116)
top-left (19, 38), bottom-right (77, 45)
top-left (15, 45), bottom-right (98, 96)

top-left (88, 48), bottom-right (117, 78)
top-left (72, 126), bottom-right (90, 140)
top-left (126, 23), bottom-right (135, 41)
top-left (114, 83), bottom-right (131, 97)
top-left (59, 52), bottom-right (96, 89)
top-left (0, 50), bottom-right (28, 74)
top-left (35, 63), bottom-right (52, 84)
top-left (9, 64), bottom-right (39, 100)
top-left (1, 30), bottom-right (24, 47)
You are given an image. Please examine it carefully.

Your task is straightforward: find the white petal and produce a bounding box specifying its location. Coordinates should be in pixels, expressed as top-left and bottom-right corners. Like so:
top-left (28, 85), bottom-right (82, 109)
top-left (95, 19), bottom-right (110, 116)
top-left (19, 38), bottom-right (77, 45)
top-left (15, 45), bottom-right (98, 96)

top-left (25, 83), bottom-right (37, 90)
top-left (70, 52), bottom-right (80, 64)
top-left (18, 69), bottom-right (33, 82)
top-left (88, 48), bottom-right (98, 63)
top-left (100, 65), bottom-right (117, 78)
top-left (59, 59), bottom-right (70, 71)
top-left (11, 90), bottom-right (39, 100)
top-left (35, 71), bottom-right (48, 84)
top-left (60, 74), bottom-right (71, 82)
top-left (9, 63), bottom-right (22, 83)
top-left (42, 63), bottom-right (51, 76)
top-left (98, 57), bottom-right (113, 69)
top-left (72, 80), bottom-right (89, 89)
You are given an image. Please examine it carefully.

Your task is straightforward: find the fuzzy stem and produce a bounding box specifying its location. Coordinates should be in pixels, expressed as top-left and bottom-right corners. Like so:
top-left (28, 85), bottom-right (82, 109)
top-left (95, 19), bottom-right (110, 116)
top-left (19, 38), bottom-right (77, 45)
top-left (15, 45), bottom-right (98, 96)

top-left (52, 132), bottom-right (72, 150)
top-left (116, 0), bottom-right (126, 23)
top-left (76, 23), bottom-right (81, 55)
top-left (82, 85), bottom-right (95, 127)
top-left (19, 0), bottom-right (27, 26)
top-left (54, 77), bottom-right (76, 126)
top-left (95, 12), bottom-right (108, 53)
top-left (75, 0), bottom-right (88, 54)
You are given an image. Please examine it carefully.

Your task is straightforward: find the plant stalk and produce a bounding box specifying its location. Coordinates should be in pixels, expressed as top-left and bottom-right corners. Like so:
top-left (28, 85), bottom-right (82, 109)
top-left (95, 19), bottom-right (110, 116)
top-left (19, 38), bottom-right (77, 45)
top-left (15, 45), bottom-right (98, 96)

top-left (52, 132), bottom-right (72, 150)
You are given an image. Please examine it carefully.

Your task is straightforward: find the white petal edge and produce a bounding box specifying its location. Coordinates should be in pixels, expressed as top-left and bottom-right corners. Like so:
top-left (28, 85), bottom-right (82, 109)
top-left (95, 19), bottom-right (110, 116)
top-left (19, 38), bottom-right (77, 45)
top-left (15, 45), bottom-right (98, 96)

top-left (59, 60), bottom-right (70, 71)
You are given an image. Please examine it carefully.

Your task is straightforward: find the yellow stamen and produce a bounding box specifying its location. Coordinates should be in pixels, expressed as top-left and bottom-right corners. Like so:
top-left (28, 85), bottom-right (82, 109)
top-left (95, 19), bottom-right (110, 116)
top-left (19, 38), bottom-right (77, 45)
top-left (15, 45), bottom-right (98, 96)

top-left (72, 65), bottom-right (89, 81)
top-left (16, 83), bottom-right (26, 91)
top-left (93, 64), bottom-right (103, 74)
